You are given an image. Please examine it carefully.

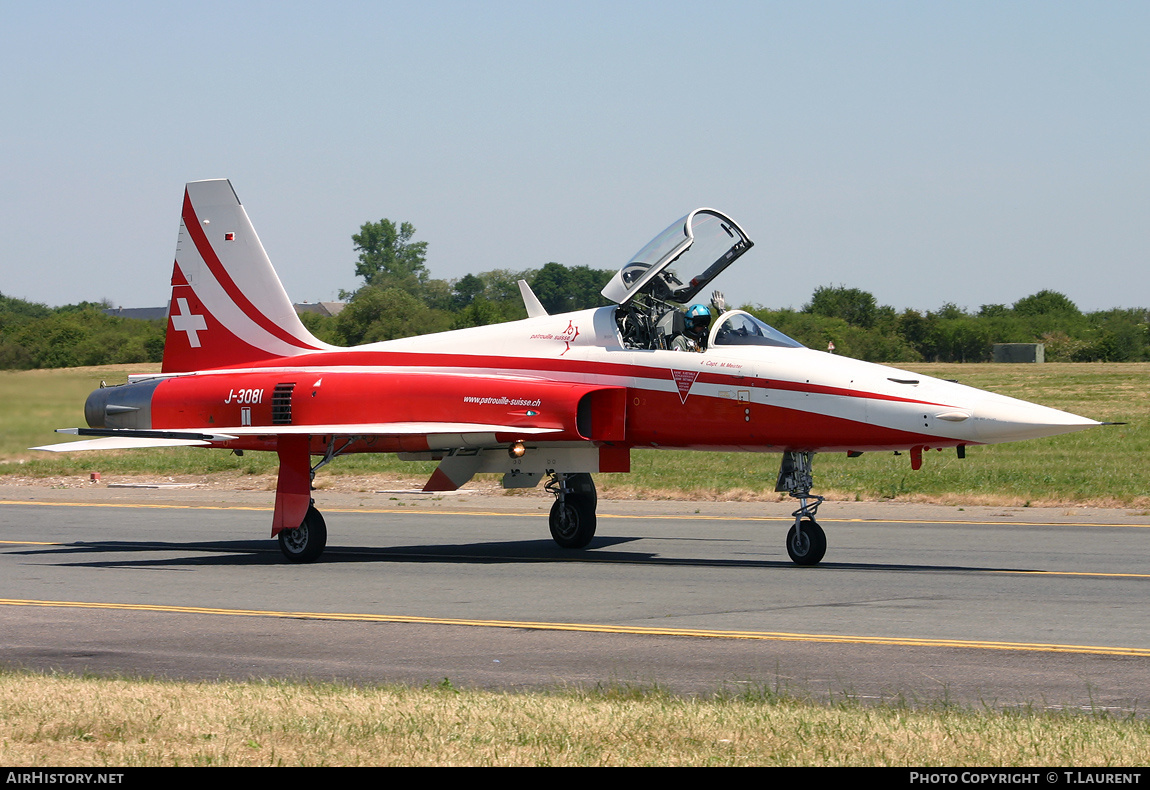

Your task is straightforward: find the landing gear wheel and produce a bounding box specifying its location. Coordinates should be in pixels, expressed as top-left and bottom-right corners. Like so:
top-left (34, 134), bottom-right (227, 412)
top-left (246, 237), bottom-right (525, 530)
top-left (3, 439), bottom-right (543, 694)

top-left (786, 518), bottom-right (826, 566)
top-left (278, 505), bottom-right (327, 563)
top-left (549, 494), bottom-right (597, 549)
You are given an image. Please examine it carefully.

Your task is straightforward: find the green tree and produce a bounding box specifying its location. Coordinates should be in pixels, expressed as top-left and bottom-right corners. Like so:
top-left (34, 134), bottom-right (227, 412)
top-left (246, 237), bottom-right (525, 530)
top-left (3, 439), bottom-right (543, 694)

top-left (530, 263), bottom-right (614, 314)
top-left (896, 309), bottom-right (936, 358)
top-left (446, 269), bottom-right (533, 328)
top-left (933, 302), bottom-right (966, 321)
top-left (451, 273), bottom-right (486, 309)
top-left (420, 278), bottom-right (455, 312)
top-left (451, 296), bottom-right (504, 329)
top-left (931, 315), bottom-right (992, 362)
top-left (474, 268), bottom-right (531, 308)
top-left (1012, 290), bottom-right (1086, 339)
top-left (0, 304), bottom-right (165, 370)
top-left (351, 219), bottom-right (429, 295)
top-left (803, 285), bottom-right (878, 328)
top-left (334, 286), bottom-right (450, 345)
top-left (0, 292), bottom-right (51, 320)
top-left (1012, 290), bottom-right (1080, 317)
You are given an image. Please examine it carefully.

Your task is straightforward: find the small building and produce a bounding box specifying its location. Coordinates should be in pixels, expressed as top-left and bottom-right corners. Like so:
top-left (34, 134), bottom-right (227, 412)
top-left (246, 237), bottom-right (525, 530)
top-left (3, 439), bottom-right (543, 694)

top-left (103, 301), bottom-right (346, 320)
top-left (992, 343), bottom-right (1045, 363)
top-left (102, 305), bottom-right (170, 321)
top-left (293, 302), bottom-right (345, 317)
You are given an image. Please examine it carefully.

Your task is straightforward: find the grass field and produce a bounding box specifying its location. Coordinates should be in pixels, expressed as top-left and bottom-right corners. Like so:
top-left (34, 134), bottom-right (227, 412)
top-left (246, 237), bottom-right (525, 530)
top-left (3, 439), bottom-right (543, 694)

top-left (2, 362), bottom-right (1146, 507)
top-left (3, 671), bottom-right (1148, 767)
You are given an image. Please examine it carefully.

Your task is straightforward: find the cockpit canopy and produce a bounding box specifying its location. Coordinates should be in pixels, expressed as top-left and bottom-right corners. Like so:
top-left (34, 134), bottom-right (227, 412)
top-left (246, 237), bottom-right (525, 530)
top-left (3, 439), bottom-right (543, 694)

top-left (605, 208), bottom-right (804, 352)
top-left (710, 310), bottom-right (803, 349)
top-left (601, 209), bottom-right (753, 306)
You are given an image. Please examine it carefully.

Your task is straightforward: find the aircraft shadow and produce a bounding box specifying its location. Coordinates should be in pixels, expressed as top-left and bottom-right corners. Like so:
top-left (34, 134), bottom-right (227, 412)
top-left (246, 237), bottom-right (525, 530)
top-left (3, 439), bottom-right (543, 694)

top-left (3, 538), bottom-right (1017, 573)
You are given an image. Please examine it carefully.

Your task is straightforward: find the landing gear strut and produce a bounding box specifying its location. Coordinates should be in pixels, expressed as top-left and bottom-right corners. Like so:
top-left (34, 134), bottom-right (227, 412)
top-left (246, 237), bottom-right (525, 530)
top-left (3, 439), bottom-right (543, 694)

top-left (777, 451), bottom-right (826, 566)
top-left (546, 472), bottom-right (597, 548)
top-left (273, 436), bottom-right (351, 563)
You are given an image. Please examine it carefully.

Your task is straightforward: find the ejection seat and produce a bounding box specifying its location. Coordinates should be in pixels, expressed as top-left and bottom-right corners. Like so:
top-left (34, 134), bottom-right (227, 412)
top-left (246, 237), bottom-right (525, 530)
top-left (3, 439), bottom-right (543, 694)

top-left (654, 309), bottom-right (685, 350)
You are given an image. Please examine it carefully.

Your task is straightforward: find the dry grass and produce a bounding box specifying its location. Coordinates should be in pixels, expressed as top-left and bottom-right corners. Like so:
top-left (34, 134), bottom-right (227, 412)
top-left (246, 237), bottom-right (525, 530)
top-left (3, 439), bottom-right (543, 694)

top-left (2, 671), bottom-right (1148, 767)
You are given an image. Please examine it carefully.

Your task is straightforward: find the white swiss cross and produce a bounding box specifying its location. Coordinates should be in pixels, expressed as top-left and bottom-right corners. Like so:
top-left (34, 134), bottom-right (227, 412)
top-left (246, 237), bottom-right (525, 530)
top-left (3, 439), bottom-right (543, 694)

top-left (171, 297), bottom-right (208, 348)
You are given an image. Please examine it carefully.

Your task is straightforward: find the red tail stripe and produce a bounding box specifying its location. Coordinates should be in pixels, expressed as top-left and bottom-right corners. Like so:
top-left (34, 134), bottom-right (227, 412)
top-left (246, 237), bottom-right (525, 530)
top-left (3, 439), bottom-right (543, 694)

top-left (181, 189), bottom-right (320, 352)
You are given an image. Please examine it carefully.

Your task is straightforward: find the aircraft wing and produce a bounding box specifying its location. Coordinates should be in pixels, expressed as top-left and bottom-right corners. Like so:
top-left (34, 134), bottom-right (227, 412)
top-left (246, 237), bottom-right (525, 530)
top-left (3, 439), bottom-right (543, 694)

top-left (32, 422), bottom-right (563, 453)
top-left (32, 436), bottom-right (219, 452)
top-left (201, 423), bottom-right (563, 437)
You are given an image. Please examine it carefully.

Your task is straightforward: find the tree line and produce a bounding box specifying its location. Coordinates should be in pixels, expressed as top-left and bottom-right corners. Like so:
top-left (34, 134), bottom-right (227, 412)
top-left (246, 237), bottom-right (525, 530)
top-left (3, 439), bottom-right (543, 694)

top-left (2, 218), bottom-right (1146, 369)
top-left (0, 293), bottom-right (165, 369)
top-left (750, 285), bottom-right (1149, 363)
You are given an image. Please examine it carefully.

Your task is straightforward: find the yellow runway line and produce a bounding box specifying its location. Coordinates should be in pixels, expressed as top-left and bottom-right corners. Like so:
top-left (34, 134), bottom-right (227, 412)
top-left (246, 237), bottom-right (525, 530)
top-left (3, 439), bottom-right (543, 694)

top-left (2, 597), bottom-right (1148, 658)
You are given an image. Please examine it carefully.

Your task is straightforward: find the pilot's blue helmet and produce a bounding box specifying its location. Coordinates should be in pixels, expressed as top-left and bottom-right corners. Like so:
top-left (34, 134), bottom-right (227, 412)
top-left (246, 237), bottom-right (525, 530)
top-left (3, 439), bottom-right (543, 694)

top-left (685, 304), bottom-right (711, 333)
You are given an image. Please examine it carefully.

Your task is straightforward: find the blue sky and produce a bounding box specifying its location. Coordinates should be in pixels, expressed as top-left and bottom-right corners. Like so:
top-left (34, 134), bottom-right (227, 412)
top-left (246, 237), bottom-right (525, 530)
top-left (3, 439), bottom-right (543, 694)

top-left (2, 1), bottom-right (1146, 313)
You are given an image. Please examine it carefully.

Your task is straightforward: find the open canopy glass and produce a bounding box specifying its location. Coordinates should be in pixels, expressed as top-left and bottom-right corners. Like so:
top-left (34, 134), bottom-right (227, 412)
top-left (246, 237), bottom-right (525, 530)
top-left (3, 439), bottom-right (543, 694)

top-left (600, 209), bottom-right (753, 306)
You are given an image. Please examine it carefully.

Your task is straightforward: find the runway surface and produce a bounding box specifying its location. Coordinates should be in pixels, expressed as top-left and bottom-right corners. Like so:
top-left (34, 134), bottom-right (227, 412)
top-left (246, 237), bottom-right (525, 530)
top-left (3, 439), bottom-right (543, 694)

top-left (1, 483), bottom-right (1148, 714)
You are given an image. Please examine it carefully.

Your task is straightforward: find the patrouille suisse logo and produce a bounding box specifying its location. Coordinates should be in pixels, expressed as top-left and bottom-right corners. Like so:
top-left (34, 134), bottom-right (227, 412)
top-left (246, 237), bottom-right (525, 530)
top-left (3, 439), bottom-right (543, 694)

top-left (529, 320), bottom-right (580, 355)
top-left (671, 369), bottom-right (699, 403)
top-left (557, 320), bottom-right (579, 354)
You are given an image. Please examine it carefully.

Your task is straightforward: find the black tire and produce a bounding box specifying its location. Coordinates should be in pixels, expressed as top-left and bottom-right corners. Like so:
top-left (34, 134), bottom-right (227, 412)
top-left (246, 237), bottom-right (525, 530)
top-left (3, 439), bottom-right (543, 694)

top-left (549, 494), bottom-right (597, 549)
top-left (571, 472), bottom-right (597, 504)
top-left (786, 518), bottom-right (826, 566)
top-left (278, 505), bottom-right (327, 563)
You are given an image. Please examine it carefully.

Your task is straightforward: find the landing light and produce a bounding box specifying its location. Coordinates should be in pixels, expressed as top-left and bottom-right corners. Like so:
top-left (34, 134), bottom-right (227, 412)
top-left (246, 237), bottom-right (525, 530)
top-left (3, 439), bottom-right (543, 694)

top-left (508, 441), bottom-right (526, 459)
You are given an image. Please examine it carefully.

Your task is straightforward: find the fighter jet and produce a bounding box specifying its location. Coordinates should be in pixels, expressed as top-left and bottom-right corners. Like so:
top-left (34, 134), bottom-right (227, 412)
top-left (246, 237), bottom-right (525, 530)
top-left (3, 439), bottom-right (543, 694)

top-left (36, 179), bottom-right (1101, 565)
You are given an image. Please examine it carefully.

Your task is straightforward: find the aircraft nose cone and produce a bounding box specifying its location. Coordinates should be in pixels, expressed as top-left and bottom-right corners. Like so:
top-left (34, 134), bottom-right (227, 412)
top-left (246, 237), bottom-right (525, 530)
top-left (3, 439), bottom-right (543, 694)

top-left (972, 393), bottom-right (1101, 444)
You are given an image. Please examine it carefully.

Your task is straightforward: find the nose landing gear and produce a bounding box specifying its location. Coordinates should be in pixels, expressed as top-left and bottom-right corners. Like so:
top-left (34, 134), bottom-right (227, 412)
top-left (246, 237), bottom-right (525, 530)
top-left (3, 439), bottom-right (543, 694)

top-left (777, 451), bottom-right (826, 566)
top-left (546, 472), bottom-right (597, 548)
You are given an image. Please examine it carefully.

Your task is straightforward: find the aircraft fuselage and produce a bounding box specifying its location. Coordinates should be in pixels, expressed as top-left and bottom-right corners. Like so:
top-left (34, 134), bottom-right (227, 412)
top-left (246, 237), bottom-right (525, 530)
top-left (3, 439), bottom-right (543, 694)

top-left (87, 304), bottom-right (1097, 463)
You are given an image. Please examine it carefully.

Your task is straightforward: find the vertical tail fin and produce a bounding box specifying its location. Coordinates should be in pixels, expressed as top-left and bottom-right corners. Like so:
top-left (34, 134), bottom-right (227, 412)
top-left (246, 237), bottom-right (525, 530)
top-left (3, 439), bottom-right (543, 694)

top-left (162, 179), bottom-right (330, 372)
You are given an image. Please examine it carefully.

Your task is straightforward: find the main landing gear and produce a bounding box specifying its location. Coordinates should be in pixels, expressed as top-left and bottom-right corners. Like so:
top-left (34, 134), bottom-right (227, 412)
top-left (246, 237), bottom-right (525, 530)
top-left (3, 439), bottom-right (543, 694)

top-left (274, 437), bottom-right (347, 563)
top-left (546, 472), bottom-right (598, 548)
top-left (278, 502), bottom-right (328, 563)
top-left (777, 451), bottom-right (827, 566)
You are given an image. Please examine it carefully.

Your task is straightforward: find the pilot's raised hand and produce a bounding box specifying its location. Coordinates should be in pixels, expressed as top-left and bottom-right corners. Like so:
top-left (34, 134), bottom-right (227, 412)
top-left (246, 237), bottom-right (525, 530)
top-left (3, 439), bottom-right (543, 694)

top-left (710, 290), bottom-right (726, 312)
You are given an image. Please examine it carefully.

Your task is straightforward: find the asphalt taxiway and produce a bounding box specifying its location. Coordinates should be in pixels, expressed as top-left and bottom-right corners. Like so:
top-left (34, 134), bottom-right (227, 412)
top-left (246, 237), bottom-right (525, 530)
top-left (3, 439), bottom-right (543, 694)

top-left (1, 482), bottom-right (1148, 713)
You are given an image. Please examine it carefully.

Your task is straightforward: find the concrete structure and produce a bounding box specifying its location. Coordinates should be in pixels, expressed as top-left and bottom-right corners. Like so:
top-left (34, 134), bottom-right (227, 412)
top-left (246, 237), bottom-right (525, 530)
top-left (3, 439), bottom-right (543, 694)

top-left (102, 305), bottom-right (170, 321)
top-left (293, 302), bottom-right (345, 317)
top-left (993, 343), bottom-right (1045, 363)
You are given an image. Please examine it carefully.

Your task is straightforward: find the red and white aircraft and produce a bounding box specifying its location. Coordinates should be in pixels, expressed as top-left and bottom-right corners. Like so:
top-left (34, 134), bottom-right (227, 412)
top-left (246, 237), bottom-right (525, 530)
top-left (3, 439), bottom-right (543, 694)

top-left (37, 179), bottom-right (1101, 565)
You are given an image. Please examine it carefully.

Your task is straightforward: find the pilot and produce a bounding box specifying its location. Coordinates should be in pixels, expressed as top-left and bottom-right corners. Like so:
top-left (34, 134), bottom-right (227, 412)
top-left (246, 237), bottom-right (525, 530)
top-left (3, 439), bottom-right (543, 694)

top-left (672, 304), bottom-right (712, 352)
